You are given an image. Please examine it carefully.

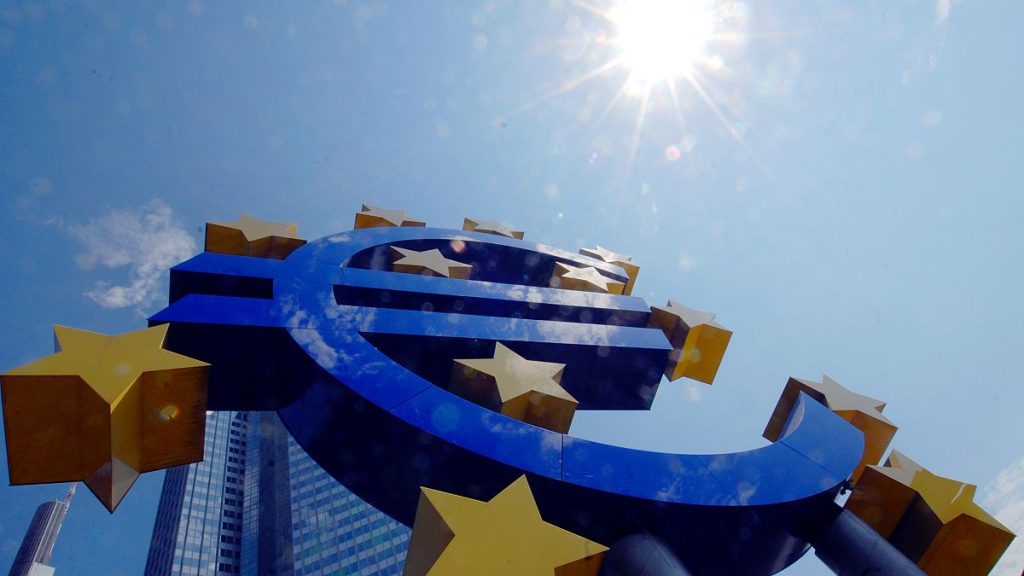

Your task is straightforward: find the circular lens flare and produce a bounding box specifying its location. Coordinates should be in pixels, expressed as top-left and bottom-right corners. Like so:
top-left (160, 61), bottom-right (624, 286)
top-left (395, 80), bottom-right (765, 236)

top-left (611, 0), bottom-right (715, 84)
top-left (159, 404), bottom-right (180, 421)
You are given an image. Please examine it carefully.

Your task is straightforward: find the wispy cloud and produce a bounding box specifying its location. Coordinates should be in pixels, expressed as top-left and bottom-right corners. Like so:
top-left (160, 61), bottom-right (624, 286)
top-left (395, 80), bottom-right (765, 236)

top-left (70, 199), bottom-right (196, 311)
top-left (981, 455), bottom-right (1024, 575)
top-left (935, 0), bottom-right (952, 27)
top-left (928, 0), bottom-right (952, 70)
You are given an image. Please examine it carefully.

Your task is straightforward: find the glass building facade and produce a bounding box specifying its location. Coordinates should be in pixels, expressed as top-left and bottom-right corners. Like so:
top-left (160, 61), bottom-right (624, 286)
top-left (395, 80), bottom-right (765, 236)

top-left (8, 497), bottom-right (69, 576)
top-left (145, 412), bottom-right (409, 576)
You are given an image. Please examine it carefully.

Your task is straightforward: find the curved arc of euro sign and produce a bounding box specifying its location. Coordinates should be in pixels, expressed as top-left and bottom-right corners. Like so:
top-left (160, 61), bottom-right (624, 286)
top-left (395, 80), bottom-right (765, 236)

top-left (152, 226), bottom-right (864, 575)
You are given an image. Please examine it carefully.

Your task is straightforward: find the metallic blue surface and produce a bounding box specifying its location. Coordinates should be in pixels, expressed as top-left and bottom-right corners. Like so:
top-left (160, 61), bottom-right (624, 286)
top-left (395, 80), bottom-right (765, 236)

top-left (778, 395), bottom-right (866, 480)
top-left (151, 226), bottom-right (866, 575)
top-left (334, 270), bottom-right (652, 328)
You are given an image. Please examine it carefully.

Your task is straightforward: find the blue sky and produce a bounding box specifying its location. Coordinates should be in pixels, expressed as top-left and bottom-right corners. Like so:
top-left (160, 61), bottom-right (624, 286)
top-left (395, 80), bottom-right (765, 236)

top-left (1, 1), bottom-right (1022, 574)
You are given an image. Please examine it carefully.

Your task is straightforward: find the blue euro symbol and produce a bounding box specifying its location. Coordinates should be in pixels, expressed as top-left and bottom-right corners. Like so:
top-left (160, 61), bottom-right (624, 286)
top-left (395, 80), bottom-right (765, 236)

top-left (152, 226), bottom-right (862, 575)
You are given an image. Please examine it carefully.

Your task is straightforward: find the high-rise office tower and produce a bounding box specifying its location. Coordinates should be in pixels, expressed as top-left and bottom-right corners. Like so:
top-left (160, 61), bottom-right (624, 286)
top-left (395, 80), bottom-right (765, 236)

top-left (145, 411), bottom-right (409, 575)
top-left (8, 484), bottom-right (75, 576)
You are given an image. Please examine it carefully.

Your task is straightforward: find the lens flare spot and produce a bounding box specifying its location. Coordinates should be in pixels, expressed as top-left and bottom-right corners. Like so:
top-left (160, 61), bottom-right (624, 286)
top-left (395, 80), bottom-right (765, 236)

top-left (159, 404), bottom-right (180, 421)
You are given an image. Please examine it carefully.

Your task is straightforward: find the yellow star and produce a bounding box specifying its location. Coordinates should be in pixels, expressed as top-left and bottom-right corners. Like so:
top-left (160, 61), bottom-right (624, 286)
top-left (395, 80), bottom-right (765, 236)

top-left (205, 214), bottom-right (306, 259)
top-left (579, 246), bottom-right (640, 295)
top-left (404, 476), bottom-right (607, 576)
top-left (463, 217), bottom-right (525, 239)
top-left (846, 451), bottom-right (1015, 576)
top-left (549, 262), bottom-right (625, 295)
top-left (763, 375), bottom-right (896, 483)
top-left (452, 343), bottom-right (577, 433)
top-left (354, 204), bottom-right (427, 229)
top-left (391, 246), bottom-right (472, 279)
top-left (648, 300), bottom-right (731, 384)
top-left (1, 324), bottom-right (209, 512)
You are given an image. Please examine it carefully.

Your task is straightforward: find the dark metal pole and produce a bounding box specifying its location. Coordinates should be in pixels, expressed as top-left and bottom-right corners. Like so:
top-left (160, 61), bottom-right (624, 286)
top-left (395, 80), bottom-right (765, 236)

top-left (812, 507), bottom-right (926, 576)
top-left (599, 534), bottom-right (692, 576)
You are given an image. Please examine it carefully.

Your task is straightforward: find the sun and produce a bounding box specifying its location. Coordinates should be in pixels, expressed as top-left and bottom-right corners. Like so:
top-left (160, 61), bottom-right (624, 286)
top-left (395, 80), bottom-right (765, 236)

top-left (512, 0), bottom-right (747, 179)
top-left (610, 0), bottom-right (716, 86)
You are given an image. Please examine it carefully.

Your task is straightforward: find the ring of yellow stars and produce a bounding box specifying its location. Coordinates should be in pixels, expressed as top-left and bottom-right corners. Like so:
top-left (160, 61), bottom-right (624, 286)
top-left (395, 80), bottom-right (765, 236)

top-left (647, 300), bottom-right (731, 384)
top-left (462, 217), bottom-right (525, 239)
top-left (391, 246), bottom-right (472, 279)
top-left (762, 375), bottom-right (897, 483)
top-left (451, 343), bottom-right (577, 433)
top-left (579, 246), bottom-right (639, 295)
top-left (0, 324), bottom-right (209, 512)
top-left (205, 214), bottom-right (307, 260)
top-left (549, 262), bottom-right (625, 295)
top-left (403, 475), bottom-right (607, 576)
top-left (354, 204), bottom-right (427, 229)
top-left (845, 450), bottom-right (1015, 576)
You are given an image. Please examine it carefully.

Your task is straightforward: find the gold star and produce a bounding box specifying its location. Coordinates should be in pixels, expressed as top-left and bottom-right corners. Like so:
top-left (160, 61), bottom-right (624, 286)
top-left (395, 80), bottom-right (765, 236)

top-left (549, 262), bottom-right (625, 295)
top-left (391, 246), bottom-right (472, 279)
top-left (846, 451), bottom-right (1015, 576)
top-left (1, 324), bottom-right (208, 512)
top-left (579, 246), bottom-right (640, 295)
top-left (452, 343), bottom-right (577, 433)
top-left (648, 300), bottom-right (731, 384)
top-left (763, 375), bottom-right (896, 483)
top-left (463, 218), bottom-right (524, 239)
top-left (404, 476), bottom-right (607, 576)
top-left (354, 204), bottom-right (426, 229)
top-left (205, 214), bottom-right (306, 259)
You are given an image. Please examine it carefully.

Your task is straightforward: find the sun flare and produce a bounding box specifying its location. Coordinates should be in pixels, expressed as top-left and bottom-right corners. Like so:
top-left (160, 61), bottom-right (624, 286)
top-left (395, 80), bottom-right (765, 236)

top-left (610, 0), bottom-right (715, 85)
top-left (514, 0), bottom-right (748, 179)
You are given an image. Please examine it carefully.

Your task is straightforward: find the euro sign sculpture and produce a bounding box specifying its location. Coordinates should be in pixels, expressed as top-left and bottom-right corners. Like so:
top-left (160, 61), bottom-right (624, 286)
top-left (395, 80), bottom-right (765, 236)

top-left (1, 208), bottom-right (1013, 576)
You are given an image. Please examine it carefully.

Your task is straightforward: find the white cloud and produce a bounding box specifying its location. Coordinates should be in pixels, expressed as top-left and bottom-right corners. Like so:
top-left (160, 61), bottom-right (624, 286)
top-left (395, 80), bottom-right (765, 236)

top-left (935, 0), bottom-right (952, 27)
top-left (928, 0), bottom-right (952, 71)
top-left (981, 455), bottom-right (1024, 576)
top-left (70, 199), bottom-right (196, 310)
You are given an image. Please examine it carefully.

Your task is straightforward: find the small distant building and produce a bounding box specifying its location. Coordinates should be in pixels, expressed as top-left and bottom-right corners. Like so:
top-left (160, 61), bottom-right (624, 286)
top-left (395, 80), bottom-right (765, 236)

top-left (7, 485), bottom-right (75, 576)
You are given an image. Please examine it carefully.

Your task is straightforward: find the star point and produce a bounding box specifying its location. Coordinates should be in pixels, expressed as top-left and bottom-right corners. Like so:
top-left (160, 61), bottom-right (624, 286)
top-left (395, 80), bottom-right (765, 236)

top-left (763, 375), bottom-right (896, 483)
top-left (846, 450), bottom-right (1015, 576)
top-left (391, 246), bottom-right (472, 279)
top-left (463, 218), bottom-right (524, 239)
top-left (205, 214), bottom-right (306, 259)
top-left (549, 262), bottom-right (625, 295)
top-left (404, 475), bottom-right (607, 576)
top-left (648, 300), bottom-right (731, 384)
top-left (579, 246), bottom-right (640, 295)
top-left (452, 343), bottom-right (576, 433)
top-left (2, 324), bottom-right (209, 511)
top-left (354, 204), bottom-right (426, 229)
